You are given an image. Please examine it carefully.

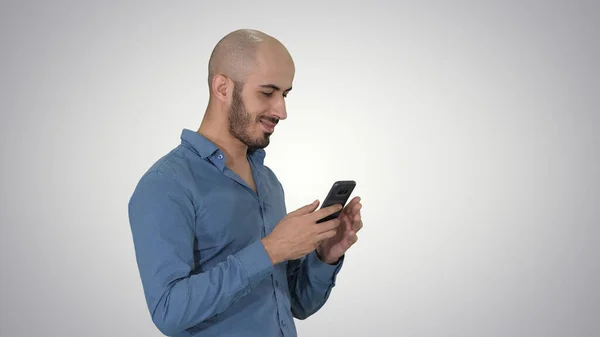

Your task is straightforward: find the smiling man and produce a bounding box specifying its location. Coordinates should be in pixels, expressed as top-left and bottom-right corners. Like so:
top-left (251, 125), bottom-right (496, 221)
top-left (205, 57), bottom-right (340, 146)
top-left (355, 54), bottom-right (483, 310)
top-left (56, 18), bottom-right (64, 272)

top-left (128, 29), bottom-right (363, 337)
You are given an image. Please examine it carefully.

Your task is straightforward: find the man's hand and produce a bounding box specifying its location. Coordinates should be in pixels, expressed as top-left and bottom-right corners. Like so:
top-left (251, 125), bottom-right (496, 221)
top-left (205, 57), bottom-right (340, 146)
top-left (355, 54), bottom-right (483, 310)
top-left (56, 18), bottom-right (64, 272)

top-left (316, 196), bottom-right (363, 264)
top-left (262, 200), bottom-right (343, 265)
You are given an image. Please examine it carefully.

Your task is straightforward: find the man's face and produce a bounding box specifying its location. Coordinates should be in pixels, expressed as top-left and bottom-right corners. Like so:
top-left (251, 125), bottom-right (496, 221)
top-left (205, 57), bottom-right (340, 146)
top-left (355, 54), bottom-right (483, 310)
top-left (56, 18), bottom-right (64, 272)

top-left (227, 43), bottom-right (295, 150)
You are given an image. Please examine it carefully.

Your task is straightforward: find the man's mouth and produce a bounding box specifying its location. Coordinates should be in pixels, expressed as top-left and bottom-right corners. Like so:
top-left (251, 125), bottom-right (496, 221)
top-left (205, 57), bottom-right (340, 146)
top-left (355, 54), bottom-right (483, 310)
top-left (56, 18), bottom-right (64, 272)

top-left (259, 117), bottom-right (278, 133)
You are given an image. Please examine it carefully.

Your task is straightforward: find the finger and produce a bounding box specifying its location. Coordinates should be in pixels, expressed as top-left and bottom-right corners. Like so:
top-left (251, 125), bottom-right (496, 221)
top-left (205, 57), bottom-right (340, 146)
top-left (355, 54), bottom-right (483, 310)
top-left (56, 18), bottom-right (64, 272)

top-left (344, 205), bottom-right (360, 224)
top-left (349, 202), bottom-right (362, 217)
top-left (316, 218), bottom-right (342, 233)
top-left (287, 200), bottom-right (320, 217)
top-left (344, 196), bottom-right (361, 215)
top-left (340, 212), bottom-right (352, 232)
top-left (352, 215), bottom-right (363, 232)
top-left (344, 228), bottom-right (358, 240)
top-left (348, 233), bottom-right (358, 245)
top-left (338, 209), bottom-right (349, 225)
top-left (317, 228), bottom-right (338, 241)
top-left (309, 204), bottom-right (343, 222)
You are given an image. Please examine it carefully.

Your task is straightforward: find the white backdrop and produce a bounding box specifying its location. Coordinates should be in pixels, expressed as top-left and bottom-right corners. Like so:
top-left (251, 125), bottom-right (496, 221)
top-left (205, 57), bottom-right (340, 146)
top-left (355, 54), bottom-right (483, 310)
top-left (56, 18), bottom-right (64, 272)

top-left (1, 1), bottom-right (599, 336)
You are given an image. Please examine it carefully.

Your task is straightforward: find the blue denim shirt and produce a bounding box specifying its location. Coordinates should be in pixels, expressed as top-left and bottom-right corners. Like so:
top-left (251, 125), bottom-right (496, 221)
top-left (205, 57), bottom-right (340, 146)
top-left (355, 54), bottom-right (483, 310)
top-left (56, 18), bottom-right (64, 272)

top-left (128, 129), bottom-right (344, 336)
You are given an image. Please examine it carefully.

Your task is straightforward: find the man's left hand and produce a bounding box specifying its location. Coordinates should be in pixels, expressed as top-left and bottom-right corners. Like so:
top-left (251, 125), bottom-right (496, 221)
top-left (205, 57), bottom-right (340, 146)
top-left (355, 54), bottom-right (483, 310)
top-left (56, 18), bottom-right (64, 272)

top-left (316, 196), bottom-right (363, 264)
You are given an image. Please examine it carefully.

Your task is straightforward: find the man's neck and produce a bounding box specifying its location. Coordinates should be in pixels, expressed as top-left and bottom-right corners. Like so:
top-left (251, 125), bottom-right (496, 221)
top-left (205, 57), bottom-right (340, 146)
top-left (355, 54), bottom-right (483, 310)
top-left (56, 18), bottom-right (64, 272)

top-left (197, 112), bottom-right (248, 167)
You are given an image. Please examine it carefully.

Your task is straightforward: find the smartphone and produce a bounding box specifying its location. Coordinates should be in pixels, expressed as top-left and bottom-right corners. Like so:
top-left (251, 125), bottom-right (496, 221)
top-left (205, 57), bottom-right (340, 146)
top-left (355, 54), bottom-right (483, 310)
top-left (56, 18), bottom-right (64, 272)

top-left (316, 180), bottom-right (356, 223)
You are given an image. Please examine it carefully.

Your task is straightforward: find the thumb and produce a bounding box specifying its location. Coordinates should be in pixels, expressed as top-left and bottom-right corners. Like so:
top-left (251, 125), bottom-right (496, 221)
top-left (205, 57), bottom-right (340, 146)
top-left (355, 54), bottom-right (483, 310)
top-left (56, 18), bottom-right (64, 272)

top-left (287, 199), bottom-right (320, 218)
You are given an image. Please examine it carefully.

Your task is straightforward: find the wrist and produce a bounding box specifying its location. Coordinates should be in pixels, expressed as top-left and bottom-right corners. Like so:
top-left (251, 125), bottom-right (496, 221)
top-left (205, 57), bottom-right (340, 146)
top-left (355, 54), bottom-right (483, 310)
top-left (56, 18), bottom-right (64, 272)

top-left (315, 248), bottom-right (339, 265)
top-left (261, 237), bottom-right (283, 265)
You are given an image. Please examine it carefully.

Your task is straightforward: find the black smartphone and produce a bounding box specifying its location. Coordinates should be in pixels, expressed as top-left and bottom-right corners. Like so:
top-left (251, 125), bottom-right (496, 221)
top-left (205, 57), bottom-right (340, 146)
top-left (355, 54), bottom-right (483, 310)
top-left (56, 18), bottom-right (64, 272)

top-left (316, 180), bottom-right (356, 223)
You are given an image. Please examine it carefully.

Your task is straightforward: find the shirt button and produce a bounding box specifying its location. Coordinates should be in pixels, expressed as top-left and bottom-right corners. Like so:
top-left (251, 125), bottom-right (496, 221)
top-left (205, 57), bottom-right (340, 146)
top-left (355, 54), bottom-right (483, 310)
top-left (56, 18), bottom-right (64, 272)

top-left (217, 154), bottom-right (224, 160)
top-left (281, 320), bottom-right (286, 327)
top-left (275, 280), bottom-right (279, 287)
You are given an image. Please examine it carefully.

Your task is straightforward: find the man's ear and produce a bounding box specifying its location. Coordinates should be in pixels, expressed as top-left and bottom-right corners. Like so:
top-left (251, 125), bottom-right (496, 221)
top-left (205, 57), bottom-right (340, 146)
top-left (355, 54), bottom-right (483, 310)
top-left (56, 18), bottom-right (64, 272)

top-left (211, 74), bottom-right (231, 102)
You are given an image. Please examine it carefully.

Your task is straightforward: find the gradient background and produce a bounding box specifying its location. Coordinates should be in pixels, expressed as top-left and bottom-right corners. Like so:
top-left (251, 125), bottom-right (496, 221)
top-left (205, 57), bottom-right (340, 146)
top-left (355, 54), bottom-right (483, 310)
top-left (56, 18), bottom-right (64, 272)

top-left (1, 1), bottom-right (599, 336)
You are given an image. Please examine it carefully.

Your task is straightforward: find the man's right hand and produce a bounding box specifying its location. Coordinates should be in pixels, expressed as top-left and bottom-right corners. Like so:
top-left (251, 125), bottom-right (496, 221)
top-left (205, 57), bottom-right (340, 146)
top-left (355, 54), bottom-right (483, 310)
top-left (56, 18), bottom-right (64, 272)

top-left (261, 200), bottom-right (343, 265)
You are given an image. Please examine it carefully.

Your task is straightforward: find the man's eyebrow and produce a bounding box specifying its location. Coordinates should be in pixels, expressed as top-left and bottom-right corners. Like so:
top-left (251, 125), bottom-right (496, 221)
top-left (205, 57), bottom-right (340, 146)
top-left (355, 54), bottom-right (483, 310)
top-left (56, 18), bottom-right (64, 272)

top-left (259, 84), bottom-right (292, 92)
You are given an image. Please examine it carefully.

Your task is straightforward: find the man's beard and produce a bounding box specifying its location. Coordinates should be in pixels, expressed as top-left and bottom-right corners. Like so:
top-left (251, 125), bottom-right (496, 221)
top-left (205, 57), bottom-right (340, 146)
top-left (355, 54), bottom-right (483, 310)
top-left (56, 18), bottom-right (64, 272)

top-left (228, 82), bottom-right (271, 150)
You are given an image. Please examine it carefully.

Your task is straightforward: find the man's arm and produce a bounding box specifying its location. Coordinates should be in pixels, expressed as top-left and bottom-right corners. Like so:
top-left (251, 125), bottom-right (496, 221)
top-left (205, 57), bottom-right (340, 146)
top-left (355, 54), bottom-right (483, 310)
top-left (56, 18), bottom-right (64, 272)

top-left (128, 170), bottom-right (274, 336)
top-left (272, 177), bottom-right (344, 319)
top-left (286, 250), bottom-right (344, 320)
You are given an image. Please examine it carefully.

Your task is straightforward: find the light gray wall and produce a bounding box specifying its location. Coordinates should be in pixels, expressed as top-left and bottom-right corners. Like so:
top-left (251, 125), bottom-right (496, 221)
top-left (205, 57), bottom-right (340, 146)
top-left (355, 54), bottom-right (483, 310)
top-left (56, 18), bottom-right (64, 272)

top-left (1, 1), bottom-right (598, 336)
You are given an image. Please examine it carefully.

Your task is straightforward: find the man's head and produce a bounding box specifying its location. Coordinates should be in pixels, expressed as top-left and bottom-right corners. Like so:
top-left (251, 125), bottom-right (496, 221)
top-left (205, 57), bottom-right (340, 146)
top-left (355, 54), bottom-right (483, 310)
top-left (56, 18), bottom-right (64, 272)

top-left (207, 29), bottom-right (295, 150)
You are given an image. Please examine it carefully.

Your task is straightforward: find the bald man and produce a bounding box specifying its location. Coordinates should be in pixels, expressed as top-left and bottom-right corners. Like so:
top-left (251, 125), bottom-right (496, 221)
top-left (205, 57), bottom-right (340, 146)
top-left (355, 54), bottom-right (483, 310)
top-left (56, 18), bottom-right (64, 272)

top-left (128, 29), bottom-right (363, 337)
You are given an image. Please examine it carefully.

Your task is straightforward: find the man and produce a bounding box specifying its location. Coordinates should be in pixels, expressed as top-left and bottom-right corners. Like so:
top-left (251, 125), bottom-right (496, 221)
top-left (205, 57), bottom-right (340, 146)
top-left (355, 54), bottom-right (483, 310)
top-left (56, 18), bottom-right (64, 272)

top-left (128, 29), bottom-right (363, 337)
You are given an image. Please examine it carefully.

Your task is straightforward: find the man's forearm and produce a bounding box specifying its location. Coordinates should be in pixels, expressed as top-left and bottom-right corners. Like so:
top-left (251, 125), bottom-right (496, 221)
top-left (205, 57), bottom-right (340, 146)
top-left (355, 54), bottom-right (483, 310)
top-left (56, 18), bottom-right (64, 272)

top-left (286, 250), bottom-right (344, 319)
top-left (140, 240), bottom-right (273, 335)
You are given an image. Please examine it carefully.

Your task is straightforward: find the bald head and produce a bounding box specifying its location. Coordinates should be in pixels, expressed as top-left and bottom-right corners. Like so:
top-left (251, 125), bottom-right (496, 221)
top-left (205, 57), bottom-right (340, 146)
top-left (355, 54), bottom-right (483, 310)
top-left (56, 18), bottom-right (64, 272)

top-left (208, 29), bottom-right (287, 90)
top-left (200, 29), bottom-right (295, 150)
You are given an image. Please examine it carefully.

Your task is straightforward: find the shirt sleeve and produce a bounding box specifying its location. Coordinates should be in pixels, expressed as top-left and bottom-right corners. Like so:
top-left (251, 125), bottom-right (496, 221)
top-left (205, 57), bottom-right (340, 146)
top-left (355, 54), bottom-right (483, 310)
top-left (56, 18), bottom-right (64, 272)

top-left (286, 250), bottom-right (344, 320)
top-left (128, 170), bottom-right (274, 336)
top-left (274, 175), bottom-right (344, 319)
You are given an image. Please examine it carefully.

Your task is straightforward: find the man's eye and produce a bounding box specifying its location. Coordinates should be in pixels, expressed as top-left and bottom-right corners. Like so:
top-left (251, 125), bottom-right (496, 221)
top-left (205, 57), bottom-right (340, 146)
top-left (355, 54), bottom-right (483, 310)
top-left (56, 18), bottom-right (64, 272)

top-left (262, 92), bottom-right (288, 98)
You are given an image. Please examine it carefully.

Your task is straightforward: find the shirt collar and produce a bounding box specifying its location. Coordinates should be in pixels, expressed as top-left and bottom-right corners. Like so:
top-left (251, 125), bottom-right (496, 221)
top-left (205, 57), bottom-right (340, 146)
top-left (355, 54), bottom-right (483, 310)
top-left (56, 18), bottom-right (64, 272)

top-left (180, 128), bottom-right (267, 165)
top-left (248, 147), bottom-right (266, 165)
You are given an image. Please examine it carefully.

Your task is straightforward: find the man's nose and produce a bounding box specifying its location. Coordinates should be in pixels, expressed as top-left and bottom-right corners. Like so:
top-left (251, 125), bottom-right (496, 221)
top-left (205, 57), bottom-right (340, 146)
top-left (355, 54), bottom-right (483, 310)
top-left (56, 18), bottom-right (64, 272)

top-left (272, 96), bottom-right (287, 120)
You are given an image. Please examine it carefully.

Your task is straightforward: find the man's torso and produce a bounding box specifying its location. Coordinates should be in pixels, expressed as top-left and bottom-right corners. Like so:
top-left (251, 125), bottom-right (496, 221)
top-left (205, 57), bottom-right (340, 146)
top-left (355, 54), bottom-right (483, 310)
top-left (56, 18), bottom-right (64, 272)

top-left (143, 129), bottom-right (297, 336)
